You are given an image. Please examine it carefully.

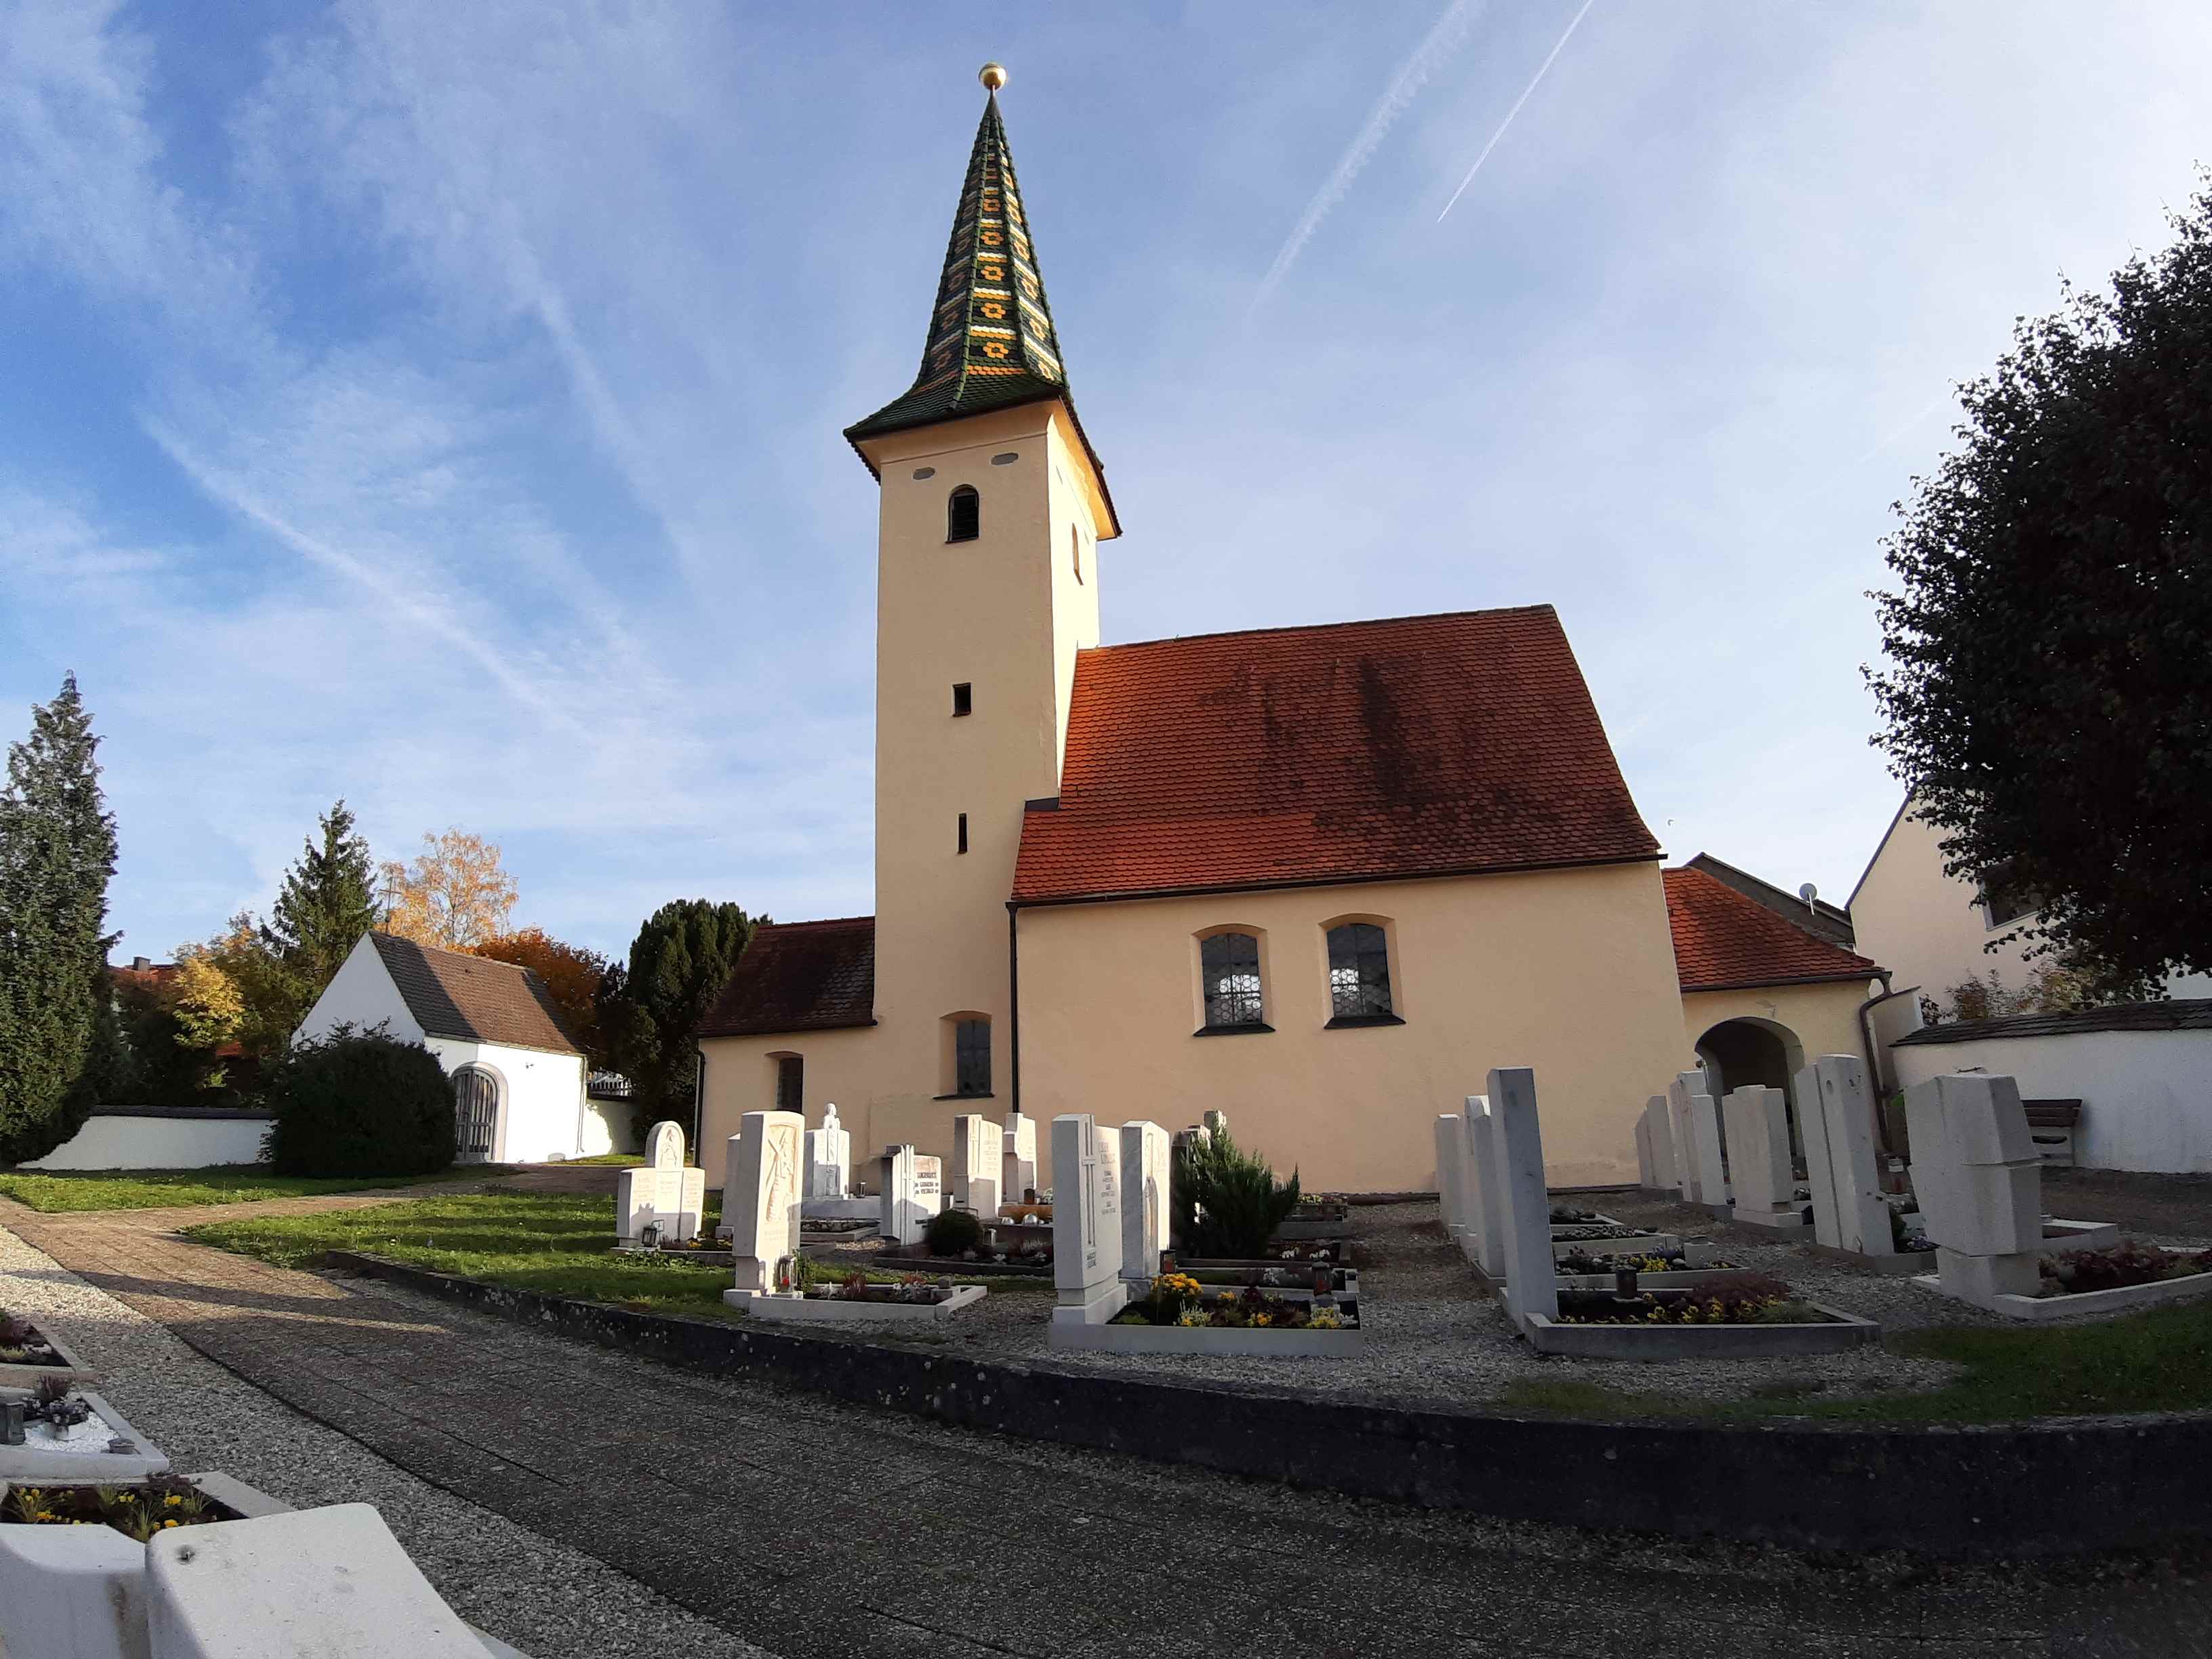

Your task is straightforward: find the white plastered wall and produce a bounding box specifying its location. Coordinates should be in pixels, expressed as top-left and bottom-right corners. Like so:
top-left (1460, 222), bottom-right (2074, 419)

top-left (426, 1038), bottom-right (586, 1165)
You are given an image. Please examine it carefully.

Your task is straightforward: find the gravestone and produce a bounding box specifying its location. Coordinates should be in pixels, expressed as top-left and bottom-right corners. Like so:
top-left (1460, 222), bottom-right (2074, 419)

top-left (1797, 1054), bottom-right (1892, 1254)
top-left (1634, 1113), bottom-right (1656, 1191)
top-left (618, 1119), bottom-right (701, 1244)
top-left (1435, 1113), bottom-right (1469, 1243)
top-left (1721, 1084), bottom-right (1799, 1228)
top-left (953, 1113), bottom-right (1000, 1216)
top-left (1488, 1067), bottom-right (1559, 1334)
top-left (1640, 1094), bottom-right (1679, 1193)
top-left (1665, 1075), bottom-right (1701, 1204)
top-left (725, 1109), bottom-right (805, 1300)
top-left (1003, 1111), bottom-right (1038, 1202)
top-left (1906, 1072), bottom-right (2043, 1305)
top-left (1202, 1109), bottom-right (1229, 1138)
top-left (1679, 1071), bottom-right (1729, 1209)
top-left (1050, 1113), bottom-right (1126, 1325)
top-left (1462, 1093), bottom-right (1507, 1275)
top-left (1120, 1120), bottom-right (1170, 1282)
top-left (805, 1103), bottom-right (851, 1199)
top-left (878, 1145), bottom-right (944, 1246)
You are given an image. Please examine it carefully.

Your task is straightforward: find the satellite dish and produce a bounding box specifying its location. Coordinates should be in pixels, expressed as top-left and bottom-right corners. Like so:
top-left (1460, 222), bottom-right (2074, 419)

top-left (1799, 882), bottom-right (1819, 909)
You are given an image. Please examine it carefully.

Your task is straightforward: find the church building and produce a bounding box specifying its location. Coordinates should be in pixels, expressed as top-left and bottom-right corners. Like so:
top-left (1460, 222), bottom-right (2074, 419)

top-left (697, 69), bottom-right (1860, 1190)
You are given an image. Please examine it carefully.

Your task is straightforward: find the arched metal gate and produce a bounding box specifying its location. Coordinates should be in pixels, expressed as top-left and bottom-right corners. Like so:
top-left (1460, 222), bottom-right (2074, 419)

top-left (453, 1067), bottom-right (499, 1163)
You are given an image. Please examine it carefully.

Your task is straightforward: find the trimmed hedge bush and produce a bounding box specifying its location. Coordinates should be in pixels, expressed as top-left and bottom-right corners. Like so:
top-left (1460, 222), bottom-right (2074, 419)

top-left (264, 1023), bottom-right (455, 1177)
top-left (924, 1206), bottom-right (985, 1258)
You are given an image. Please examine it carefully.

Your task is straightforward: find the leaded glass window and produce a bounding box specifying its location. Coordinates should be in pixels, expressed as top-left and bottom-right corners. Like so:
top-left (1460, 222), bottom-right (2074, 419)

top-left (954, 1018), bottom-right (991, 1096)
top-left (1327, 923), bottom-right (1394, 1019)
top-left (1201, 932), bottom-right (1265, 1029)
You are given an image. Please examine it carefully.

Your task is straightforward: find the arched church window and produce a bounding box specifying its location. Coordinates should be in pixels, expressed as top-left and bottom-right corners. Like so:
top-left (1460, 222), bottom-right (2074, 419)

top-left (1325, 922), bottom-right (1398, 1024)
top-left (947, 485), bottom-right (980, 543)
top-left (1199, 931), bottom-right (1267, 1031)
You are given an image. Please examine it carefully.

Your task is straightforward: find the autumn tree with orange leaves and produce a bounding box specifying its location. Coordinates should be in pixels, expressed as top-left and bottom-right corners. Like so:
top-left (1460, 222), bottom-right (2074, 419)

top-left (379, 830), bottom-right (518, 951)
top-left (472, 928), bottom-right (611, 1071)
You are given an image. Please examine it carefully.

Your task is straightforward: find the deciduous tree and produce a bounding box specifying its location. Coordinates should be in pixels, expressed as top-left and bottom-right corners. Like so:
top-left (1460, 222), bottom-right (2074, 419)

top-left (1868, 178), bottom-right (2212, 989)
top-left (472, 928), bottom-right (611, 1071)
top-left (0, 675), bottom-right (119, 1162)
top-left (379, 830), bottom-right (518, 951)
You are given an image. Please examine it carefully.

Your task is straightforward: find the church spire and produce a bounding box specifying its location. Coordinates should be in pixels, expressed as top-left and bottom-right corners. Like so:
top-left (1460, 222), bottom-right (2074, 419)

top-left (845, 64), bottom-right (1099, 476)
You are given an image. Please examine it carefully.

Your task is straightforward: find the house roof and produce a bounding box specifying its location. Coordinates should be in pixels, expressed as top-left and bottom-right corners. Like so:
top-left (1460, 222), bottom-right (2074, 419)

top-left (367, 933), bottom-right (583, 1056)
top-left (1893, 998), bottom-right (2212, 1044)
top-left (1009, 606), bottom-right (1660, 907)
top-left (697, 917), bottom-right (878, 1040)
top-left (842, 88), bottom-right (1115, 531)
top-left (1664, 867), bottom-right (1883, 993)
top-left (1683, 851), bottom-right (1856, 947)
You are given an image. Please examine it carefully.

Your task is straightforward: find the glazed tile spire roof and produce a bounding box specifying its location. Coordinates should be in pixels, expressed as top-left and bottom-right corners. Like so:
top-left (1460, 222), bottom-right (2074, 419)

top-left (845, 76), bottom-right (1110, 503)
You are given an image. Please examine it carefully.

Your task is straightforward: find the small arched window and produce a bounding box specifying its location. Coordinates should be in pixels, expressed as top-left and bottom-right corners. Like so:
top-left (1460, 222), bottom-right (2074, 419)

top-left (1326, 922), bottom-right (1396, 1023)
top-left (1200, 931), bottom-right (1267, 1031)
top-left (1070, 525), bottom-right (1084, 585)
top-left (947, 485), bottom-right (980, 543)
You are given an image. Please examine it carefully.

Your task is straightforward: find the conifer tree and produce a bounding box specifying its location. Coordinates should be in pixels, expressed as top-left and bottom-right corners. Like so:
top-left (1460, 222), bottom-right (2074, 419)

top-left (599, 899), bottom-right (758, 1136)
top-left (0, 675), bottom-right (119, 1162)
top-left (262, 799), bottom-right (378, 994)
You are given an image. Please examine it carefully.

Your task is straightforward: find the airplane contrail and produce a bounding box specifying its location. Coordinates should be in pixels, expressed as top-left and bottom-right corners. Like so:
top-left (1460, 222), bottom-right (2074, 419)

top-left (1248, 0), bottom-right (1488, 319)
top-left (1436, 0), bottom-right (1599, 223)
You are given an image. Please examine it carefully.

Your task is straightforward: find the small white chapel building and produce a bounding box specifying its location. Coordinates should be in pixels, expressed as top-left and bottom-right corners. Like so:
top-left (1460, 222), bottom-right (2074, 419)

top-left (295, 932), bottom-right (607, 1164)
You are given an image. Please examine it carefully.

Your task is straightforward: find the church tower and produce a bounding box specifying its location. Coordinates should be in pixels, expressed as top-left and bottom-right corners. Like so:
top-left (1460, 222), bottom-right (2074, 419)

top-left (844, 64), bottom-right (1120, 1119)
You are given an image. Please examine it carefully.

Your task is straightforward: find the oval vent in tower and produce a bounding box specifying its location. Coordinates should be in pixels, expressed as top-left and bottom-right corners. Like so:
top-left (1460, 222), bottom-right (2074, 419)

top-left (991, 452), bottom-right (1019, 466)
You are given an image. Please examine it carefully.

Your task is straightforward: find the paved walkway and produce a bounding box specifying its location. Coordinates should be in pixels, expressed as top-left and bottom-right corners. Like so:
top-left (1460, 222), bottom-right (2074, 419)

top-left (7, 1188), bottom-right (2212, 1657)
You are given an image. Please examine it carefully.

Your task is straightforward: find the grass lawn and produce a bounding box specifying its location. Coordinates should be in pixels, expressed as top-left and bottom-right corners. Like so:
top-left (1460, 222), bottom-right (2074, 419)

top-left (1493, 1296), bottom-right (2212, 1425)
top-left (552, 1153), bottom-right (644, 1166)
top-left (184, 1191), bottom-right (1040, 1322)
top-left (0, 1166), bottom-right (510, 1213)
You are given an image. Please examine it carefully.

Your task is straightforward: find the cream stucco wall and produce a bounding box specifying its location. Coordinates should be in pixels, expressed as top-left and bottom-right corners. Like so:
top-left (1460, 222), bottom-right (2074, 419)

top-left (1014, 860), bottom-right (1690, 1191)
top-left (1849, 799), bottom-right (2039, 1006)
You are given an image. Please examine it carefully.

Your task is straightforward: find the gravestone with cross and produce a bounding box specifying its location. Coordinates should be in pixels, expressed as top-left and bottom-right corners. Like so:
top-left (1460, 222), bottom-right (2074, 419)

top-left (726, 1109), bottom-right (806, 1300)
top-left (617, 1120), bottom-right (703, 1244)
top-left (1050, 1113), bottom-right (1126, 1326)
top-left (805, 1103), bottom-right (851, 1200)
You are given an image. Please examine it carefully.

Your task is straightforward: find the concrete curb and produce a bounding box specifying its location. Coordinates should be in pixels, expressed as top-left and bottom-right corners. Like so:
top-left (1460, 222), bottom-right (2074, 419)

top-left (328, 1250), bottom-right (2212, 1561)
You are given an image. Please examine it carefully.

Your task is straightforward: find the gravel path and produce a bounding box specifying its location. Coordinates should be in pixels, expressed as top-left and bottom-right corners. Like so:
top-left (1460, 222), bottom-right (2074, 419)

top-left (0, 1223), bottom-right (769, 1659)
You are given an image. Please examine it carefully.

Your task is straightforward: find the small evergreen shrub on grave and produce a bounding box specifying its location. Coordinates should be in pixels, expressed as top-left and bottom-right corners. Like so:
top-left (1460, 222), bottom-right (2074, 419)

top-left (1171, 1126), bottom-right (1300, 1258)
top-left (264, 1023), bottom-right (455, 1177)
top-left (923, 1207), bottom-right (984, 1258)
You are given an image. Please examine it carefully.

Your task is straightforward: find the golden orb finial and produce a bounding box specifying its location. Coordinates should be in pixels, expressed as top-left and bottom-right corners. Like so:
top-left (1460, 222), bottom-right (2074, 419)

top-left (979, 62), bottom-right (1008, 93)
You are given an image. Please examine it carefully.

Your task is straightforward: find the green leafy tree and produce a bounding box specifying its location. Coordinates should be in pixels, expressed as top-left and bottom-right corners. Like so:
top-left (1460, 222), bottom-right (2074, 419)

top-left (1868, 177), bottom-right (2212, 991)
top-left (262, 800), bottom-right (377, 996)
top-left (0, 675), bottom-right (119, 1162)
top-left (599, 899), bottom-right (760, 1137)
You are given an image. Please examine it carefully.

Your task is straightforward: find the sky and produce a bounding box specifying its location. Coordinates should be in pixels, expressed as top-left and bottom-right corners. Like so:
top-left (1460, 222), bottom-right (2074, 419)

top-left (3, 1), bottom-right (2209, 965)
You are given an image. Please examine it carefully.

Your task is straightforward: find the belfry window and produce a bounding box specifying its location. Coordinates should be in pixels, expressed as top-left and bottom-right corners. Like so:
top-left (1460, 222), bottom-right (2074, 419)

top-left (1199, 931), bottom-right (1268, 1031)
top-left (958, 812), bottom-right (969, 855)
top-left (1326, 922), bottom-right (1397, 1023)
top-left (947, 485), bottom-right (980, 543)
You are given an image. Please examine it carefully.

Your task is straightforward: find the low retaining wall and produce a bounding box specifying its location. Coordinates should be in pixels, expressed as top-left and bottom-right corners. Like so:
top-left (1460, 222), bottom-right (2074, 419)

top-left (333, 1252), bottom-right (2212, 1559)
top-left (18, 1107), bottom-right (271, 1172)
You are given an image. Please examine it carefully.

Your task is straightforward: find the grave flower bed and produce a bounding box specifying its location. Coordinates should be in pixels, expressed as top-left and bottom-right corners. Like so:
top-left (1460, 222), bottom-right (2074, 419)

top-left (1553, 1247), bottom-right (1735, 1276)
top-left (811, 1270), bottom-right (966, 1306)
top-left (1, 1472), bottom-right (235, 1539)
top-left (1549, 1223), bottom-right (1656, 1244)
top-left (0, 1311), bottom-right (97, 1389)
top-left (1110, 1273), bottom-right (1357, 1333)
top-left (2039, 1243), bottom-right (2212, 1298)
top-left (1553, 1273), bottom-right (1837, 1327)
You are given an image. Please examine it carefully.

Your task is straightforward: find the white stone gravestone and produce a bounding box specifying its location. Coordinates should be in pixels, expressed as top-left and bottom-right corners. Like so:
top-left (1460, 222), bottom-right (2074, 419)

top-left (1681, 1071), bottom-right (1729, 1210)
top-left (1050, 1113), bottom-right (1126, 1325)
top-left (1488, 1067), bottom-right (1559, 1334)
top-left (1202, 1109), bottom-right (1229, 1139)
top-left (1003, 1110), bottom-right (1038, 1203)
top-left (1721, 1084), bottom-right (1800, 1229)
top-left (1120, 1120), bottom-right (1170, 1282)
top-left (1906, 1071), bottom-right (2043, 1305)
top-left (1435, 1113), bottom-right (1469, 1242)
top-left (805, 1103), bottom-right (851, 1199)
top-left (1796, 1054), bottom-right (1892, 1255)
top-left (1665, 1074), bottom-right (1701, 1204)
top-left (953, 1113), bottom-right (1000, 1216)
top-left (1641, 1094), bottom-right (1679, 1193)
top-left (1634, 1112), bottom-right (1656, 1191)
top-left (878, 1145), bottom-right (939, 1246)
top-left (724, 1109), bottom-right (806, 1301)
top-left (1462, 1093), bottom-right (1507, 1276)
top-left (618, 1119), bottom-right (701, 1244)
top-left (720, 1131), bottom-right (744, 1240)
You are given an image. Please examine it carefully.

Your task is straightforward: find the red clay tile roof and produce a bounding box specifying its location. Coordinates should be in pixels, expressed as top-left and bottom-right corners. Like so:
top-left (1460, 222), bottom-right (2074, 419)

top-left (1664, 867), bottom-right (1883, 991)
top-left (698, 917), bottom-right (878, 1039)
top-left (369, 933), bottom-right (583, 1055)
top-left (1009, 607), bottom-right (1659, 905)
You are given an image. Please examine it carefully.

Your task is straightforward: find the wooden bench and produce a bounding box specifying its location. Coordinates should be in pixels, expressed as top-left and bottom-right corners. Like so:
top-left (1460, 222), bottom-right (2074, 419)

top-left (2024, 1099), bottom-right (2083, 1168)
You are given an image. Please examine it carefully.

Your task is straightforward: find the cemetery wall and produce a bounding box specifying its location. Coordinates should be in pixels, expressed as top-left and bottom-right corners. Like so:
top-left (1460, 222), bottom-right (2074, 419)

top-left (18, 1106), bottom-right (272, 1170)
top-left (1015, 863), bottom-right (1685, 1189)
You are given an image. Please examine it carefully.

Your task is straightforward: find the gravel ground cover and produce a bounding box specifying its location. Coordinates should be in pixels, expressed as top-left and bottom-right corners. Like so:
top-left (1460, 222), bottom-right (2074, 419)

top-left (0, 1223), bottom-right (768, 1659)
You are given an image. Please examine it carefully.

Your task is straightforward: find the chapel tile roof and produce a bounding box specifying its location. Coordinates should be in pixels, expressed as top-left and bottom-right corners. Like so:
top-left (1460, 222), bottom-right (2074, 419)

top-left (697, 917), bottom-right (878, 1040)
top-left (1009, 607), bottom-right (1662, 906)
top-left (368, 933), bottom-right (583, 1056)
top-left (842, 87), bottom-right (1113, 522)
top-left (1663, 866), bottom-right (1883, 993)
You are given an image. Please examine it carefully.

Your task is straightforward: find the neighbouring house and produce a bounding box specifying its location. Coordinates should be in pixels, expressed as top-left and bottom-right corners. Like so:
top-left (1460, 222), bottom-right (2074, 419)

top-left (294, 933), bottom-right (606, 1164)
top-left (1849, 794), bottom-right (2212, 1014)
top-left (695, 75), bottom-right (1698, 1191)
top-left (1662, 862), bottom-right (1888, 1133)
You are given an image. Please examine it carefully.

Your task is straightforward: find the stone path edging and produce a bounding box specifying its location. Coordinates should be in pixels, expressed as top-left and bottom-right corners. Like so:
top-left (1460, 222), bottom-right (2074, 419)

top-left (333, 1250), bottom-right (2212, 1561)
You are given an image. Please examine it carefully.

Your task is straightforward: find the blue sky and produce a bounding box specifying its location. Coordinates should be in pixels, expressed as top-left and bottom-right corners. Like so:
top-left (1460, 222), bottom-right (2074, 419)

top-left (5, 1), bottom-right (2209, 964)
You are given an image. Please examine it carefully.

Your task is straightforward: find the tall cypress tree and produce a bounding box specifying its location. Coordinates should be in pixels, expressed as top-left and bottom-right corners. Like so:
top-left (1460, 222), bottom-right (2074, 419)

top-left (0, 675), bottom-right (119, 1162)
top-left (262, 799), bottom-right (378, 995)
top-left (599, 899), bottom-right (758, 1138)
